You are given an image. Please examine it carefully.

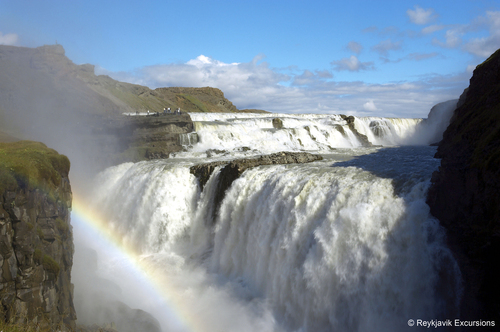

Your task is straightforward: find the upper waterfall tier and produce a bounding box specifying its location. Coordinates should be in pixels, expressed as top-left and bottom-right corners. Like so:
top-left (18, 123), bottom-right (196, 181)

top-left (181, 113), bottom-right (445, 158)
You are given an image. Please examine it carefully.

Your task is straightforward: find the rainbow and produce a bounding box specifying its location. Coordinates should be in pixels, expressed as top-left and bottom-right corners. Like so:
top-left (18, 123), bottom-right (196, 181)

top-left (71, 192), bottom-right (201, 332)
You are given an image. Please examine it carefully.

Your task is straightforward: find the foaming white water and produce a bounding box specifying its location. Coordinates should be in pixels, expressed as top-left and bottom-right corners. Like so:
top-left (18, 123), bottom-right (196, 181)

top-left (91, 161), bottom-right (199, 253)
top-left (179, 113), bottom-right (443, 159)
top-left (354, 117), bottom-right (422, 145)
top-left (84, 145), bottom-right (461, 332)
top-left (190, 113), bottom-right (361, 154)
top-left (86, 160), bottom-right (280, 332)
top-left (208, 160), bottom-right (459, 331)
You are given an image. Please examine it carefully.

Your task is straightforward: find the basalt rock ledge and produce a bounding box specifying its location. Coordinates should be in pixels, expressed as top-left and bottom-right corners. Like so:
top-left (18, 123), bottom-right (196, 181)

top-left (190, 152), bottom-right (323, 224)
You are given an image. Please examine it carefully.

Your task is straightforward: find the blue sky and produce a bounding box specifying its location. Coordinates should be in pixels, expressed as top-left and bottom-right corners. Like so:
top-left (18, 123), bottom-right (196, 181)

top-left (1, 0), bottom-right (499, 117)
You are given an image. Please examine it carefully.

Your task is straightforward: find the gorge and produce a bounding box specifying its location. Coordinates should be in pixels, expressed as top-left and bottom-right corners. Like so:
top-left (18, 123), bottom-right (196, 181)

top-left (0, 44), bottom-right (499, 331)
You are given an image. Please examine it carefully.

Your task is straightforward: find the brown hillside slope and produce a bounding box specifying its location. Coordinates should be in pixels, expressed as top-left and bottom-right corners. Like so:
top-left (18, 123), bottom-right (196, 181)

top-left (0, 44), bottom-right (258, 123)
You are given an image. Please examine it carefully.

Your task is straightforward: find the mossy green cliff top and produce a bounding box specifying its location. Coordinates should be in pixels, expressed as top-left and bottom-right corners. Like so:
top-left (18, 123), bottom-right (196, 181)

top-left (0, 140), bottom-right (70, 193)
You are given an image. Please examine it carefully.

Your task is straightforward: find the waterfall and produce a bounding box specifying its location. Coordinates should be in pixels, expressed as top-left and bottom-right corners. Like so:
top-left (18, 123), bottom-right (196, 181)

top-left (179, 113), bottom-right (443, 158)
top-left (85, 143), bottom-right (461, 332)
top-left (209, 160), bottom-right (459, 331)
top-left (179, 132), bottom-right (199, 146)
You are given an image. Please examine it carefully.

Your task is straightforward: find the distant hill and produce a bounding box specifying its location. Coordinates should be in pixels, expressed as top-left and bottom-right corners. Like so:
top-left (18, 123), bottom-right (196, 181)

top-left (0, 44), bottom-right (266, 121)
top-left (0, 44), bottom-right (267, 175)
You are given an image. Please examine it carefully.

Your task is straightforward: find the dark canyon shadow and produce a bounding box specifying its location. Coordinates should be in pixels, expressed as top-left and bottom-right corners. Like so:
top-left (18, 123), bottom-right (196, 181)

top-left (332, 146), bottom-right (440, 196)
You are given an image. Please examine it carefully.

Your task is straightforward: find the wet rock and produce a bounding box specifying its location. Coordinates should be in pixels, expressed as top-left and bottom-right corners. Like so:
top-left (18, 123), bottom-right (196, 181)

top-left (206, 149), bottom-right (226, 158)
top-left (340, 115), bottom-right (372, 146)
top-left (272, 118), bottom-right (284, 129)
top-left (369, 120), bottom-right (388, 137)
top-left (93, 113), bottom-right (195, 164)
top-left (332, 124), bottom-right (346, 136)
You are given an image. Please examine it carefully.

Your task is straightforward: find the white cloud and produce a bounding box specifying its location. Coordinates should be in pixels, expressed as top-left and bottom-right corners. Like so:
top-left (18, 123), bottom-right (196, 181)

top-left (462, 11), bottom-right (500, 58)
top-left (432, 28), bottom-right (464, 48)
top-left (331, 55), bottom-right (374, 72)
top-left (429, 11), bottom-right (500, 58)
top-left (0, 32), bottom-right (19, 45)
top-left (407, 6), bottom-right (436, 25)
top-left (292, 70), bottom-right (333, 86)
top-left (134, 54), bottom-right (289, 93)
top-left (347, 41), bottom-right (363, 54)
top-left (363, 100), bottom-right (378, 111)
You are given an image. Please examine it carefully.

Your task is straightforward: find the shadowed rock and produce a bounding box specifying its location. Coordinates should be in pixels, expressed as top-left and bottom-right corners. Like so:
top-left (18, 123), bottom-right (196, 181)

top-left (427, 48), bottom-right (500, 322)
top-left (340, 115), bottom-right (372, 146)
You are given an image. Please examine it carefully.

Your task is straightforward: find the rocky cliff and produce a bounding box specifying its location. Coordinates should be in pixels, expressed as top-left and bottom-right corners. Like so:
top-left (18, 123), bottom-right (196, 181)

top-left (0, 140), bottom-right (75, 330)
top-left (427, 48), bottom-right (500, 321)
top-left (94, 113), bottom-right (195, 163)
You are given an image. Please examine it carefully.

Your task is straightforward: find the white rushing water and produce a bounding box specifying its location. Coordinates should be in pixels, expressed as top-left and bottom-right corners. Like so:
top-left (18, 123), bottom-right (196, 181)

top-left (75, 112), bottom-right (461, 332)
top-left (177, 113), bottom-right (430, 159)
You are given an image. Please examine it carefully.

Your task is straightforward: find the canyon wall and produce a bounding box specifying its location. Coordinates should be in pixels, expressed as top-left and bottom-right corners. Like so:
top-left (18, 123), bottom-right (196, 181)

top-left (0, 141), bottom-right (75, 330)
top-left (427, 48), bottom-right (500, 321)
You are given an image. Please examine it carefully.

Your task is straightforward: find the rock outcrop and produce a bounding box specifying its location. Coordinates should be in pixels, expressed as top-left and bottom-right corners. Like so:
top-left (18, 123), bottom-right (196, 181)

top-left (92, 113), bottom-right (195, 163)
top-left (0, 141), bottom-right (75, 330)
top-left (427, 48), bottom-right (500, 321)
top-left (340, 115), bottom-right (372, 146)
top-left (272, 118), bottom-right (284, 129)
top-left (190, 152), bottom-right (323, 223)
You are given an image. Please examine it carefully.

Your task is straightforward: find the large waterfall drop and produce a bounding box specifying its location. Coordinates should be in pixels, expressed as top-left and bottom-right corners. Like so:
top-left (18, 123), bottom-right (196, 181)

top-left (75, 113), bottom-right (461, 332)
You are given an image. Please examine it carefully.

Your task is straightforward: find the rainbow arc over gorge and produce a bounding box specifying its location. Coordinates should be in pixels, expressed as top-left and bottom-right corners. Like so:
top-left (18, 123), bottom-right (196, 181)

top-left (71, 192), bottom-right (200, 332)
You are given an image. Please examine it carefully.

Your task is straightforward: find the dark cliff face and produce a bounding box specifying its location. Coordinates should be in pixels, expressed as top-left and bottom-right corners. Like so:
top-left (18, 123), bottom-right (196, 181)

top-left (427, 48), bottom-right (500, 321)
top-left (0, 141), bottom-right (75, 329)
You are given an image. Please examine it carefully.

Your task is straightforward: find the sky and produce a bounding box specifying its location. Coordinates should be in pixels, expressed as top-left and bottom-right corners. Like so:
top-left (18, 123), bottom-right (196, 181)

top-left (1, 0), bottom-right (499, 118)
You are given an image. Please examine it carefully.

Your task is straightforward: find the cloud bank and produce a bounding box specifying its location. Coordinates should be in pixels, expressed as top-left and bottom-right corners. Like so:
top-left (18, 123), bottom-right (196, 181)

top-left (429, 11), bottom-right (500, 57)
top-left (99, 53), bottom-right (468, 118)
